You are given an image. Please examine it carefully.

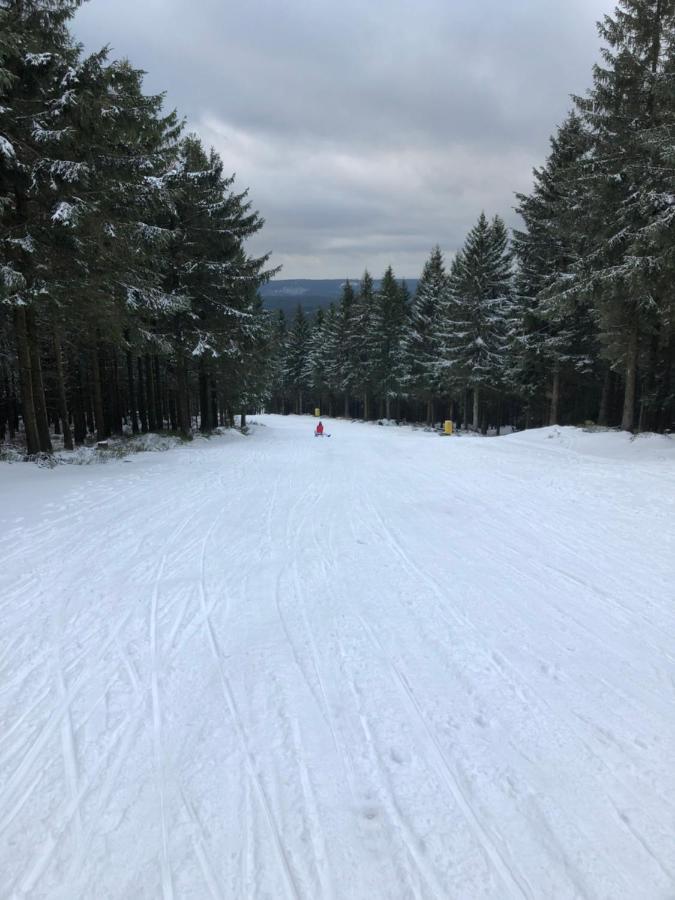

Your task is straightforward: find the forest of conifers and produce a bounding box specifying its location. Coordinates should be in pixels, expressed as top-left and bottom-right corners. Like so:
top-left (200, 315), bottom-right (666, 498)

top-left (1, 0), bottom-right (674, 456)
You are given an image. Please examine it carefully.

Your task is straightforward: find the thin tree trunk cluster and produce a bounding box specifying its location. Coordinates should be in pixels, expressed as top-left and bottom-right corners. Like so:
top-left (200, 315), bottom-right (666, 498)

top-left (0, 308), bottom-right (252, 455)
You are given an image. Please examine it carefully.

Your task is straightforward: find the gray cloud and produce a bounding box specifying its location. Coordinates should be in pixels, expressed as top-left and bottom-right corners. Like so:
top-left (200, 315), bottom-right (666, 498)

top-left (74, 0), bottom-right (613, 278)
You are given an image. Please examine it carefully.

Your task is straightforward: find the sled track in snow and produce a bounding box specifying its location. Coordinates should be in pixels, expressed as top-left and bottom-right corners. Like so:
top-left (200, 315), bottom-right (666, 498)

top-left (1, 418), bottom-right (674, 898)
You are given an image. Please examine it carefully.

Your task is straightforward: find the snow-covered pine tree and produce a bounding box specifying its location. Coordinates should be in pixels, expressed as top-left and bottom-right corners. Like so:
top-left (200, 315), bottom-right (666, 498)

top-left (318, 302), bottom-right (339, 415)
top-left (572, 0), bottom-right (675, 431)
top-left (268, 310), bottom-right (289, 413)
top-left (154, 135), bottom-right (272, 433)
top-left (303, 307), bottom-right (329, 413)
top-left (61, 55), bottom-right (181, 441)
top-left (444, 214), bottom-right (513, 431)
top-left (0, 0), bottom-right (87, 453)
top-left (512, 113), bottom-right (598, 425)
top-left (0, 1), bottom-right (277, 450)
top-left (1, 2), bottom-right (185, 446)
top-left (224, 288), bottom-right (272, 427)
top-left (327, 280), bottom-right (357, 417)
top-left (285, 304), bottom-right (311, 414)
top-left (351, 270), bottom-right (378, 419)
top-left (400, 246), bottom-right (447, 423)
top-left (371, 266), bottom-right (409, 419)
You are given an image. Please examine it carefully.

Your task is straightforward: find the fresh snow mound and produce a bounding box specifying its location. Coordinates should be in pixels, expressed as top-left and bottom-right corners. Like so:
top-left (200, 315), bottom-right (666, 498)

top-left (504, 424), bottom-right (675, 461)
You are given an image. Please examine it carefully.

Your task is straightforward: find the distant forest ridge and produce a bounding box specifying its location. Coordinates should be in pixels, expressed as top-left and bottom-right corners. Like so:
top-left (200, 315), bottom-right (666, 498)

top-left (260, 278), bottom-right (419, 316)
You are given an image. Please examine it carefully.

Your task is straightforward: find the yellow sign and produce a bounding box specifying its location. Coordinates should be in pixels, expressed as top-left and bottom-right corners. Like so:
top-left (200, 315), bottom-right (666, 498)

top-left (444, 420), bottom-right (453, 435)
top-left (314, 408), bottom-right (321, 417)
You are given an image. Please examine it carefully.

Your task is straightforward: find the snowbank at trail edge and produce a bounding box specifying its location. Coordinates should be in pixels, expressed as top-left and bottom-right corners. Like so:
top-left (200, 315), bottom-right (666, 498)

top-left (504, 424), bottom-right (675, 462)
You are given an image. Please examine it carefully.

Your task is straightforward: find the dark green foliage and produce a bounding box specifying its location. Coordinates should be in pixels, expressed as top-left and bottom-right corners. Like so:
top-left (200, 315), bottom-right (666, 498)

top-left (569, 0), bottom-right (675, 429)
top-left (0, 1), bottom-right (273, 450)
top-left (284, 305), bottom-right (311, 413)
top-left (400, 246), bottom-right (447, 422)
top-left (512, 114), bottom-right (599, 425)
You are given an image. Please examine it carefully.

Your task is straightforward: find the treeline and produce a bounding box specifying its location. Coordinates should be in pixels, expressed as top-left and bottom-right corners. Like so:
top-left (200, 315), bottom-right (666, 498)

top-left (269, 0), bottom-right (675, 433)
top-left (2, 1), bottom-right (674, 455)
top-left (268, 221), bottom-right (518, 430)
top-left (0, 0), bottom-right (273, 455)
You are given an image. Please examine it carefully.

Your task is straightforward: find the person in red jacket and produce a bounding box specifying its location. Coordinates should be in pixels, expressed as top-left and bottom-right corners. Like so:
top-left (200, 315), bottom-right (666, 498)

top-left (315, 421), bottom-right (324, 436)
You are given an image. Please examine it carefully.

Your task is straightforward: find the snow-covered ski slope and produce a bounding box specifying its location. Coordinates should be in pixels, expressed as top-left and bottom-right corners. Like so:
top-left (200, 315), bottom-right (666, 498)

top-left (1, 416), bottom-right (674, 900)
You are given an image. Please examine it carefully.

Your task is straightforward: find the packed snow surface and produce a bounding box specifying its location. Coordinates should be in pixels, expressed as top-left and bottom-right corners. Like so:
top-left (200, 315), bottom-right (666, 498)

top-left (1, 417), bottom-right (674, 899)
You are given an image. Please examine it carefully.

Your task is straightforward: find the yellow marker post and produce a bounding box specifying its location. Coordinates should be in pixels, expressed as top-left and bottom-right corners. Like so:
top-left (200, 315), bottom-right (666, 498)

top-left (314, 408), bottom-right (321, 417)
top-left (444, 420), bottom-right (453, 435)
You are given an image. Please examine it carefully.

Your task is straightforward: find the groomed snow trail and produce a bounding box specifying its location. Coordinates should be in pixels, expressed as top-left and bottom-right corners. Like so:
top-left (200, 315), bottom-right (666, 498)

top-left (1, 416), bottom-right (674, 899)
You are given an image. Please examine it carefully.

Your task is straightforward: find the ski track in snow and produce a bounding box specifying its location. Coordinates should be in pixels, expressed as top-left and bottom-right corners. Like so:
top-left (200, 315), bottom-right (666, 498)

top-left (0, 417), bottom-right (674, 899)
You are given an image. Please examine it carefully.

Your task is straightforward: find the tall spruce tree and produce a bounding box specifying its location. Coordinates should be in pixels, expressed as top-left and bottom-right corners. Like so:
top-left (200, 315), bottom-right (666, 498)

top-left (572, 0), bottom-right (675, 430)
top-left (285, 305), bottom-right (311, 414)
top-left (444, 214), bottom-right (513, 430)
top-left (330, 280), bottom-right (357, 417)
top-left (372, 266), bottom-right (409, 419)
top-left (268, 310), bottom-right (289, 414)
top-left (513, 114), bottom-right (598, 425)
top-left (153, 135), bottom-right (271, 433)
top-left (351, 271), bottom-right (378, 419)
top-left (303, 307), bottom-right (329, 413)
top-left (0, 0), bottom-right (87, 452)
top-left (400, 246), bottom-right (447, 423)
top-left (318, 303), bottom-right (339, 415)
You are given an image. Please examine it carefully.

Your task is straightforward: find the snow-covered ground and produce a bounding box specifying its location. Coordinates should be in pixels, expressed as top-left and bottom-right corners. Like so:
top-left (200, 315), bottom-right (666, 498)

top-left (1, 416), bottom-right (674, 899)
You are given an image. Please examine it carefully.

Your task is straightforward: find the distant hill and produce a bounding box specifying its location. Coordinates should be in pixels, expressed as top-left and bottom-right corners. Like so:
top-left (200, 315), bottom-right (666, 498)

top-left (260, 278), bottom-right (418, 317)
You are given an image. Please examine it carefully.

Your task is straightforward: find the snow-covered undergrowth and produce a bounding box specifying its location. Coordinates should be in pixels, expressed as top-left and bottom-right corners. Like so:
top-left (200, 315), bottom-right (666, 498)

top-left (0, 431), bottom-right (198, 467)
top-left (0, 416), bottom-right (673, 898)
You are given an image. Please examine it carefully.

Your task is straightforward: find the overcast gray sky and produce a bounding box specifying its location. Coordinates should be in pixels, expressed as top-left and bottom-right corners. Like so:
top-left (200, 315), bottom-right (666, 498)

top-left (73, 0), bottom-right (613, 279)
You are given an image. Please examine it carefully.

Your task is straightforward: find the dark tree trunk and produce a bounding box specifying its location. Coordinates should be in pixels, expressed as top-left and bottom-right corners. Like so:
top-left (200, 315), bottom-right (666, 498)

top-left (621, 316), bottom-right (639, 432)
top-left (598, 368), bottom-right (611, 426)
top-left (639, 331), bottom-right (660, 433)
top-left (344, 394), bottom-right (350, 418)
top-left (210, 387), bottom-right (218, 429)
top-left (126, 347), bottom-right (139, 435)
top-left (13, 307), bottom-right (40, 455)
top-left (111, 352), bottom-right (123, 435)
top-left (91, 345), bottom-right (107, 441)
top-left (137, 357), bottom-right (148, 432)
top-left (99, 345), bottom-right (113, 436)
top-left (656, 333), bottom-right (674, 432)
top-left (153, 356), bottom-right (163, 430)
top-left (85, 388), bottom-right (95, 436)
top-left (175, 343), bottom-right (190, 436)
top-left (472, 386), bottom-right (480, 432)
top-left (426, 396), bottom-right (433, 425)
top-left (73, 362), bottom-right (87, 445)
top-left (53, 325), bottom-right (73, 450)
top-left (199, 366), bottom-right (210, 433)
top-left (549, 364), bottom-right (561, 426)
top-left (166, 391), bottom-right (176, 432)
top-left (145, 356), bottom-right (156, 431)
top-left (4, 362), bottom-right (17, 441)
top-left (26, 309), bottom-right (52, 453)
